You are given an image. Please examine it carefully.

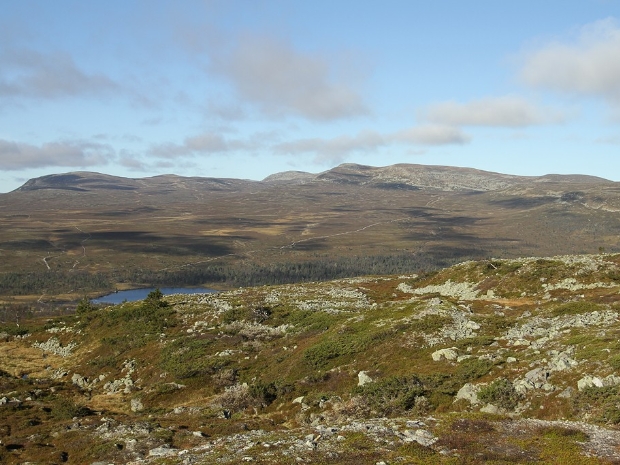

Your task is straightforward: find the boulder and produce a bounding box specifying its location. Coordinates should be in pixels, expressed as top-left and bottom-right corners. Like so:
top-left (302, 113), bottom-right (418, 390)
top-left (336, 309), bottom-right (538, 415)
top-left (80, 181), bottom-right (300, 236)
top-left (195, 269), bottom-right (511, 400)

top-left (358, 371), bottom-right (373, 386)
top-left (431, 348), bottom-right (458, 362)
top-left (577, 375), bottom-right (604, 391)
top-left (455, 383), bottom-right (480, 405)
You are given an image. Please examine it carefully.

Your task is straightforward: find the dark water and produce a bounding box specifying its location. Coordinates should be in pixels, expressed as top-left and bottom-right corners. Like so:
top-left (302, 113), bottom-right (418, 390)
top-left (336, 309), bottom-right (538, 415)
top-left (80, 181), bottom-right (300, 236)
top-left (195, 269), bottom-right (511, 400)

top-left (92, 287), bottom-right (217, 304)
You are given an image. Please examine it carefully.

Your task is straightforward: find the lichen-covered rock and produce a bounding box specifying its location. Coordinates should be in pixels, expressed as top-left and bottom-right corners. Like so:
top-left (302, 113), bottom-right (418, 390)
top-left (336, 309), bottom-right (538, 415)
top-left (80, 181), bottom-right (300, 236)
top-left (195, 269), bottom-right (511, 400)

top-left (455, 383), bottom-right (480, 405)
top-left (358, 371), bottom-right (373, 386)
top-left (432, 347), bottom-right (459, 362)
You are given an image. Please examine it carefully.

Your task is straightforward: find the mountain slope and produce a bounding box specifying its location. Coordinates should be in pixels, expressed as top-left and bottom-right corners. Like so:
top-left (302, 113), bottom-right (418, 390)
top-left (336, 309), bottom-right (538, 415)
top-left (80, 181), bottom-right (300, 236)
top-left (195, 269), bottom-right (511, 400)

top-left (2, 254), bottom-right (620, 463)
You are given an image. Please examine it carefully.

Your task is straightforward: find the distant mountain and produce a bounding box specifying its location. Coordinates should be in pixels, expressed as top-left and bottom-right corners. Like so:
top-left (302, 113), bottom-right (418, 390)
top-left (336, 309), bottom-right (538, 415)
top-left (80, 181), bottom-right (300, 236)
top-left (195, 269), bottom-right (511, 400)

top-left (14, 171), bottom-right (261, 194)
top-left (1, 162), bottom-right (618, 302)
top-left (262, 170), bottom-right (316, 184)
top-left (313, 163), bottom-right (614, 191)
top-left (14, 164), bottom-right (615, 194)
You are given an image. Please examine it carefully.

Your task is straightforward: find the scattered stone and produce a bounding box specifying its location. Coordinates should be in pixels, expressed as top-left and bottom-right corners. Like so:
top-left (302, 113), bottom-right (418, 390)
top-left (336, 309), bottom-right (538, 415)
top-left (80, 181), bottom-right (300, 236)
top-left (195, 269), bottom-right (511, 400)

top-left (32, 337), bottom-right (77, 357)
top-left (480, 403), bottom-right (501, 415)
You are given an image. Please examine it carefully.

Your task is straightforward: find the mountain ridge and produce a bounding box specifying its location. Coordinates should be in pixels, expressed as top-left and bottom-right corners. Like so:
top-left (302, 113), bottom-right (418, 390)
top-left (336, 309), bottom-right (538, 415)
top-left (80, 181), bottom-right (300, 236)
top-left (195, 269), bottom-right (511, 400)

top-left (12, 163), bottom-right (615, 194)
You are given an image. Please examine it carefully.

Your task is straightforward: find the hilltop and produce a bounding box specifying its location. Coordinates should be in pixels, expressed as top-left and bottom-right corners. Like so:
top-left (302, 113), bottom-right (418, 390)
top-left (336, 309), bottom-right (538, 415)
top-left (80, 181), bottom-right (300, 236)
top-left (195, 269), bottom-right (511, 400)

top-left (2, 254), bottom-right (620, 463)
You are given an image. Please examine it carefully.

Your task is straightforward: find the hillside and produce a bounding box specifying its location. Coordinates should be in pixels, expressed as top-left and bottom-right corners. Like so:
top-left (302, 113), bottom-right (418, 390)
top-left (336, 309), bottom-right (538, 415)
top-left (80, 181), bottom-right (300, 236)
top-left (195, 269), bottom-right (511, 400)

top-left (2, 254), bottom-right (620, 463)
top-left (1, 164), bottom-right (619, 305)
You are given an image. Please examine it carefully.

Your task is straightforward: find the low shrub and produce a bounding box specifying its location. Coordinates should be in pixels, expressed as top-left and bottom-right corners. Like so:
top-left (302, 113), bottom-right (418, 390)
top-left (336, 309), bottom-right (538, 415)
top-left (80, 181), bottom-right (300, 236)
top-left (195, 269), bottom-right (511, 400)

top-left (160, 337), bottom-right (225, 379)
top-left (52, 398), bottom-right (91, 420)
top-left (573, 385), bottom-right (620, 424)
top-left (408, 314), bottom-right (452, 333)
top-left (352, 375), bottom-right (425, 416)
top-left (477, 378), bottom-right (521, 410)
top-left (552, 301), bottom-right (602, 317)
top-left (302, 328), bottom-right (391, 369)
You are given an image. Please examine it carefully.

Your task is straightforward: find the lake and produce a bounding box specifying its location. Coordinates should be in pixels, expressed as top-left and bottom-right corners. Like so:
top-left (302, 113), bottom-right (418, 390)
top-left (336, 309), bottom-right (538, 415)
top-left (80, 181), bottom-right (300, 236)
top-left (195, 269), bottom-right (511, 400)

top-left (92, 287), bottom-right (218, 304)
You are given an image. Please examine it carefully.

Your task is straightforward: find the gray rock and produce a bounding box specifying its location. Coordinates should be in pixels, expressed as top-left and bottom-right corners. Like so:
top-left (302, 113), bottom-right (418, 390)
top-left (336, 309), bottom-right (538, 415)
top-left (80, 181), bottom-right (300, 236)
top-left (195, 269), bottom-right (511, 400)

top-left (577, 375), bottom-right (604, 391)
top-left (480, 403), bottom-right (501, 415)
top-left (455, 383), bottom-right (480, 405)
top-left (432, 348), bottom-right (458, 362)
top-left (358, 371), bottom-right (373, 386)
top-left (148, 445), bottom-right (177, 457)
top-left (130, 398), bottom-right (144, 412)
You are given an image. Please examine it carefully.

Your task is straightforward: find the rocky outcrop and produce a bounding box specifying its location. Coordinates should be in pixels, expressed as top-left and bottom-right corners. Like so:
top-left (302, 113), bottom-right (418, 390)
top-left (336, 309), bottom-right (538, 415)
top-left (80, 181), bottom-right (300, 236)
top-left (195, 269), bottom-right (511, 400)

top-left (32, 337), bottom-right (77, 357)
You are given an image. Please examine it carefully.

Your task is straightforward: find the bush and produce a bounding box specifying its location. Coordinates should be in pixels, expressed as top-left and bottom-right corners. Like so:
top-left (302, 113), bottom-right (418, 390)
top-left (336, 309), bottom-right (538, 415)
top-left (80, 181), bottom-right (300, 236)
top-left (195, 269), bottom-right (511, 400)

top-left (159, 338), bottom-right (224, 379)
top-left (408, 314), bottom-right (452, 333)
top-left (573, 385), bottom-right (620, 424)
top-left (552, 301), bottom-right (602, 317)
top-left (52, 398), bottom-right (91, 420)
top-left (76, 297), bottom-right (98, 315)
top-left (353, 375), bottom-right (425, 416)
top-left (477, 378), bottom-right (521, 410)
top-left (302, 328), bottom-right (390, 369)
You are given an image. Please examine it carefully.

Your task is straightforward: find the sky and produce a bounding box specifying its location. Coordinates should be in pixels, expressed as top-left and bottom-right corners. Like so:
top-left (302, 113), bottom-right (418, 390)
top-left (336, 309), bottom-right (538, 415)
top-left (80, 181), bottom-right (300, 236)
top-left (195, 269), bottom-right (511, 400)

top-left (1, 0), bottom-right (620, 192)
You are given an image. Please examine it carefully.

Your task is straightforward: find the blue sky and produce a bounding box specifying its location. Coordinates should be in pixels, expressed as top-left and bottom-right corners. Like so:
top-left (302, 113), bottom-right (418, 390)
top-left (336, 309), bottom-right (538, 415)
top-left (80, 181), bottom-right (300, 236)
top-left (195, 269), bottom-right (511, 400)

top-left (1, 0), bottom-right (620, 192)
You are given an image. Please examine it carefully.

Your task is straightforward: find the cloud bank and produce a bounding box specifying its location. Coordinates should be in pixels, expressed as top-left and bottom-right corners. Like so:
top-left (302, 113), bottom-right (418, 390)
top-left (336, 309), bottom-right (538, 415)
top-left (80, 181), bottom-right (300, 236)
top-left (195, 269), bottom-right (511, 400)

top-left (0, 49), bottom-right (119, 100)
top-left (0, 139), bottom-right (113, 170)
top-left (209, 35), bottom-right (368, 121)
top-left (520, 18), bottom-right (620, 105)
top-left (423, 96), bottom-right (565, 127)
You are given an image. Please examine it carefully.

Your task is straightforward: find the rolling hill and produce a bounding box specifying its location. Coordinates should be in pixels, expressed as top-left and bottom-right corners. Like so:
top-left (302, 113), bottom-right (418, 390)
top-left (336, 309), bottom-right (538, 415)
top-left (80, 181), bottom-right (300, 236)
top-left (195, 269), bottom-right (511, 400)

top-left (0, 163), bottom-right (619, 305)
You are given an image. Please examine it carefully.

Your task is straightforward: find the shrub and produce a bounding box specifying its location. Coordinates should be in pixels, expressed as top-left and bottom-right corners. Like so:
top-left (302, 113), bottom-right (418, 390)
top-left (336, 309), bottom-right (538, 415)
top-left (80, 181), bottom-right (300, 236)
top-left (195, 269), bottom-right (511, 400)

top-left (76, 297), bottom-right (98, 315)
top-left (477, 378), bottom-right (521, 410)
top-left (572, 385), bottom-right (620, 424)
top-left (408, 314), bottom-right (452, 333)
top-left (552, 301), bottom-right (602, 317)
top-left (52, 398), bottom-right (91, 420)
top-left (302, 328), bottom-right (390, 369)
top-left (248, 381), bottom-right (278, 407)
top-left (159, 338), bottom-right (224, 379)
top-left (353, 375), bottom-right (425, 416)
top-left (454, 358), bottom-right (494, 384)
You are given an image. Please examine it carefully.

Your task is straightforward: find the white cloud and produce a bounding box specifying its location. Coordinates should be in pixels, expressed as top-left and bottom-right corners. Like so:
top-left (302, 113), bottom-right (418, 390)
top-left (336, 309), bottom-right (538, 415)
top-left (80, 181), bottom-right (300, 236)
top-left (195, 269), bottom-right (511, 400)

top-left (596, 135), bottom-right (620, 145)
top-left (393, 124), bottom-right (471, 145)
top-left (423, 96), bottom-right (565, 127)
top-left (209, 35), bottom-right (368, 120)
top-left (274, 125), bottom-right (469, 165)
top-left (274, 130), bottom-right (385, 164)
top-left (520, 18), bottom-right (620, 104)
top-left (148, 132), bottom-right (256, 158)
top-left (0, 139), bottom-right (113, 170)
top-left (0, 49), bottom-right (119, 100)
